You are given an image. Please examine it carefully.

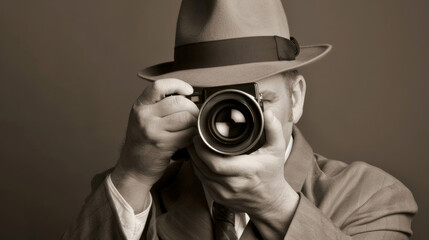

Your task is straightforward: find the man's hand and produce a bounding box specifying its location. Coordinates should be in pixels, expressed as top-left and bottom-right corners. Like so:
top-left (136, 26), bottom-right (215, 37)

top-left (111, 78), bottom-right (199, 212)
top-left (188, 110), bottom-right (299, 238)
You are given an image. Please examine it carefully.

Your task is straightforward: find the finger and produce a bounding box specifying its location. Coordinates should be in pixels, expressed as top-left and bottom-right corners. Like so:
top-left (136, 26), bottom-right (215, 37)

top-left (191, 155), bottom-right (247, 196)
top-left (137, 78), bottom-right (193, 105)
top-left (190, 156), bottom-right (220, 183)
top-left (192, 136), bottom-right (248, 176)
top-left (188, 144), bottom-right (233, 179)
top-left (191, 161), bottom-right (229, 193)
top-left (262, 110), bottom-right (286, 150)
top-left (153, 95), bottom-right (199, 117)
top-left (192, 168), bottom-right (234, 204)
top-left (164, 127), bottom-right (198, 150)
top-left (161, 111), bottom-right (197, 132)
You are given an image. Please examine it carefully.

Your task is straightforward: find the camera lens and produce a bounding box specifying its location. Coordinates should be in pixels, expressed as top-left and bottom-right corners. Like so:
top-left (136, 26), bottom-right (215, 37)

top-left (214, 107), bottom-right (247, 139)
top-left (198, 89), bottom-right (264, 155)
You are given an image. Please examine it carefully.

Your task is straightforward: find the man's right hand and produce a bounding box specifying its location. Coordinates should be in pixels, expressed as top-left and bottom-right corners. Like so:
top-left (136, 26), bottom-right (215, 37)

top-left (111, 78), bottom-right (198, 212)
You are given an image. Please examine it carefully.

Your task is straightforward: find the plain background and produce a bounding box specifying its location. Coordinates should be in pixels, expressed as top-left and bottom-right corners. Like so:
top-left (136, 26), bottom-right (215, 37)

top-left (1, 0), bottom-right (428, 239)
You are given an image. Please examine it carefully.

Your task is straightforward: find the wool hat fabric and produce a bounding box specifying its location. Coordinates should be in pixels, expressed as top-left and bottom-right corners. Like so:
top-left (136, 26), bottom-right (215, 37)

top-left (138, 0), bottom-right (331, 87)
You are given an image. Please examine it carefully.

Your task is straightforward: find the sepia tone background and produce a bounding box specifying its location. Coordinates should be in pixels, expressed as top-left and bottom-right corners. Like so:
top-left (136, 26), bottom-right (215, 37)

top-left (1, 0), bottom-right (428, 239)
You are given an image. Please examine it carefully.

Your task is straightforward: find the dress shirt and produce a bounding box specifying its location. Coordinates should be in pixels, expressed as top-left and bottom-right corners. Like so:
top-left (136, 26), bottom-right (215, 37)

top-left (107, 136), bottom-right (293, 240)
top-left (106, 175), bottom-right (151, 240)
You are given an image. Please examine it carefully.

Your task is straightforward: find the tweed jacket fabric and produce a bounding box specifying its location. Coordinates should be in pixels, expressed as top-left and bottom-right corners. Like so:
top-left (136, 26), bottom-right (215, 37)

top-left (62, 127), bottom-right (417, 240)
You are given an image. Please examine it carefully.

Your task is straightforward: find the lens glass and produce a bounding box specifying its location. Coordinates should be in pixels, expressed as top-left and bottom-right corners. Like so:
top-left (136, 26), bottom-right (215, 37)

top-left (214, 107), bottom-right (247, 139)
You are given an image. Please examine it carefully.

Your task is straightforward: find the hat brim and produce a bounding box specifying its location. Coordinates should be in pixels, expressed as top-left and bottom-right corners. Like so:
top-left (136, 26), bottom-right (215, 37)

top-left (138, 44), bottom-right (331, 87)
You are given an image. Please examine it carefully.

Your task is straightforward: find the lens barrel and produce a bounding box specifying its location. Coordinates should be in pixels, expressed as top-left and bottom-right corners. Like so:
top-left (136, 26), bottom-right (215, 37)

top-left (198, 89), bottom-right (264, 155)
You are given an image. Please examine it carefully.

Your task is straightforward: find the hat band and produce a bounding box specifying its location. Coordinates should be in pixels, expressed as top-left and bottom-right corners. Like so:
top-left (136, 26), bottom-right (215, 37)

top-left (173, 36), bottom-right (300, 71)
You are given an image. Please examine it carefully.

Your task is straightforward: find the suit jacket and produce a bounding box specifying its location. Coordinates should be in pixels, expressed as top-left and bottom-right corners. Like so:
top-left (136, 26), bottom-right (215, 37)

top-left (62, 127), bottom-right (418, 240)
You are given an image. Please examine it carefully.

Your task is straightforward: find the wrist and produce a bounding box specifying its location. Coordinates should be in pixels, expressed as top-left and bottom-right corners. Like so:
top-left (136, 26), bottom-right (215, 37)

top-left (111, 165), bottom-right (153, 213)
top-left (111, 164), bottom-right (153, 193)
top-left (118, 143), bottom-right (168, 186)
top-left (250, 181), bottom-right (299, 238)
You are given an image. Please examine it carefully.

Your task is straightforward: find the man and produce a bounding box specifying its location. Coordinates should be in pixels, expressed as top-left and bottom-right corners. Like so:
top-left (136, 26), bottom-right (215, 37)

top-left (63, 0), bottom-right (417, 239)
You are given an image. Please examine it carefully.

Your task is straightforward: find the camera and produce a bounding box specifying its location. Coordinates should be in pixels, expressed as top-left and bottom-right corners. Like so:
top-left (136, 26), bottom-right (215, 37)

top-left (186, 82), bottom-right (266, 155)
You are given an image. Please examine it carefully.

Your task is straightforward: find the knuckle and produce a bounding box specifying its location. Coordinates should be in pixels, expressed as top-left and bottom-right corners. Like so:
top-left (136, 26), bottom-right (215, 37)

top-left (154, 141), bottom-right (168, 150)
top-left (228, 179), bottom-right (245, 193)
top-left (152, 80), bottom-right (163, 92)
top-left (230, 186), bottom-right (243, 194)
top-left (136, 107), bottom-right (151, 123)
top-left (228, 184), bottom-right (240, 194)
top-left (141, 125), bottom-right (151, 138)
top-left (210, 163), bottom-right (224, 174)
top-left (142, 121), bottom-right (158, 139)
top-left (218, 189), bottom-right (231, 200)
top-left (132, 102), bottom-right (140, 112)
top-left (140, 105), bottom-right (151, 116)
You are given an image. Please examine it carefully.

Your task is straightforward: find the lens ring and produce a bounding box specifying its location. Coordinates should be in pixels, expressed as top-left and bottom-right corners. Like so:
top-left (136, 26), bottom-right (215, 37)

top-left (198, 89), bottom-right (264, 155)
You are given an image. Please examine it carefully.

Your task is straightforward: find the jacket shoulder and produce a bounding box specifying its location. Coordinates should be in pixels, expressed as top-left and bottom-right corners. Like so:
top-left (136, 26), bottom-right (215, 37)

top-left (316, 154), bottom-right (400, 187)
top-left (304, 154), bottom-right (418, 236)
top-left (313, 154), bottom-right (416, 204)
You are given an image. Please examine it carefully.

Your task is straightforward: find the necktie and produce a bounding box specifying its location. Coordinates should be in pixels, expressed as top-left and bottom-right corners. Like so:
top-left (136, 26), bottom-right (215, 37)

top-left (212, 202), bottom-right (238, 240)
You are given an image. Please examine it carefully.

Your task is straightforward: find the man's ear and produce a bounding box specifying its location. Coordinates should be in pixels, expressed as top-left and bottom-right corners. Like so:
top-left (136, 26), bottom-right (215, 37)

top-left (291, 75), bottom-right (306, 124)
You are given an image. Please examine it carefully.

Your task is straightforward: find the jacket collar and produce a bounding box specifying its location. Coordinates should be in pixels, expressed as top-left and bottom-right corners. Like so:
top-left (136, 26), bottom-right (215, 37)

top-left (284, 126), bottom-right (314, 192)
top-left (156, 126), bottom-right (314, 240)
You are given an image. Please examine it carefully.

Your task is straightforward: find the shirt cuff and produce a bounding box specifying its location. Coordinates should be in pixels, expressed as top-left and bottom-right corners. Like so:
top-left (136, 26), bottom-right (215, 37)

top-left (106, 174), bottom-right (152, 240)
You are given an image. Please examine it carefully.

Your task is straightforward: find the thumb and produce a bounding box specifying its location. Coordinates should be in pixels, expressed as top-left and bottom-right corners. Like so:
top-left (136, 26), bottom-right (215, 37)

top-left (263, 110), bottom-right (286, 150)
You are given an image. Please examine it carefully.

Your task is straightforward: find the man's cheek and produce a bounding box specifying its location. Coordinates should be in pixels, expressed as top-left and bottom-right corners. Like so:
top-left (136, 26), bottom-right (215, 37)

top-left (268, 107), bottom-right (287, 124)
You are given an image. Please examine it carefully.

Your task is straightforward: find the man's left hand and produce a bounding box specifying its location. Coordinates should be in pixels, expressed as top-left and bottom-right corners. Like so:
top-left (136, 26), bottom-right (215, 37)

top-left (188, 110), bottom-right (299, 238)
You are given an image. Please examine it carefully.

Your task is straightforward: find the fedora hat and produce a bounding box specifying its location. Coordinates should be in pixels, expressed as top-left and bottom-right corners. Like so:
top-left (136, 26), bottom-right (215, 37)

top-left (138, 0), bottom-right (331, 87)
